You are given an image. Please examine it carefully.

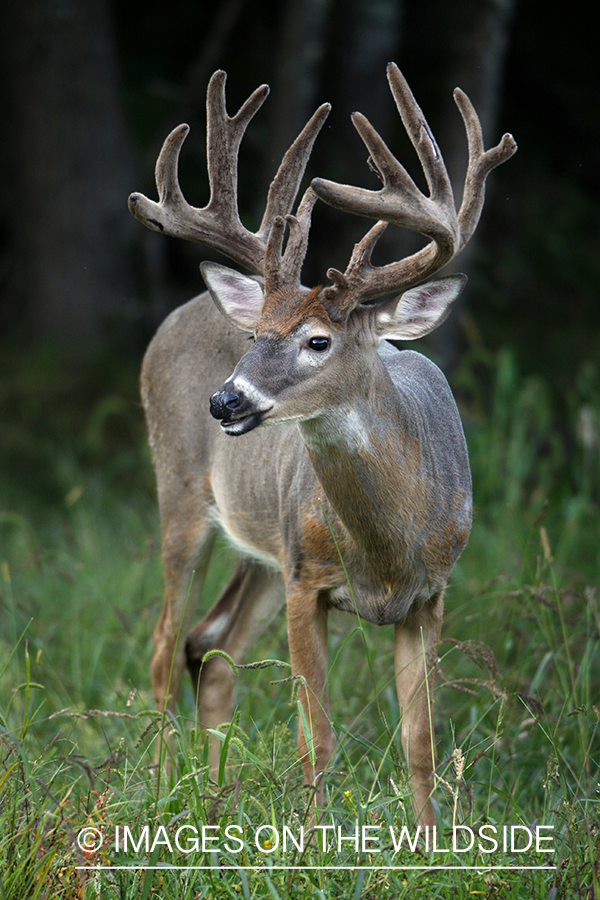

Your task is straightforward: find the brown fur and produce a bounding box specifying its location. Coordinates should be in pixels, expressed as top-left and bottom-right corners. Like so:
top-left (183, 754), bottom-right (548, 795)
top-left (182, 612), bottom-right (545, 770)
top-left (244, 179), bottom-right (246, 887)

top-left (259, 285), bottom-right (331, 335)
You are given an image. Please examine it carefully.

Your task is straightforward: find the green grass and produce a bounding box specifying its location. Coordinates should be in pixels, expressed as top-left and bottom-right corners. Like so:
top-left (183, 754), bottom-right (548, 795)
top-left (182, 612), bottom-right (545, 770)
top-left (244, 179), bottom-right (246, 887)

top-left (0, 342), bottom-right (598, 898)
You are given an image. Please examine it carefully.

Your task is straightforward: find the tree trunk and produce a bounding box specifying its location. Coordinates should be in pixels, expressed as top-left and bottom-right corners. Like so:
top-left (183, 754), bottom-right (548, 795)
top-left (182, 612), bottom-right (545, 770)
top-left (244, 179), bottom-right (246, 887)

top-left (3, 0), bottom-right (135, 345)
top-left (309, 0), bottom-right (403, 285)
top-left (403, 0), bottom-right (516, 366)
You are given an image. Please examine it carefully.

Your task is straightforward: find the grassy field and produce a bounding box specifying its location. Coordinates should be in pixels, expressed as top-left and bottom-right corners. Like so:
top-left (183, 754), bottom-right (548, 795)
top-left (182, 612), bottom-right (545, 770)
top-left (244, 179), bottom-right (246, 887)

top-left (0, 341), bottom-right (598, 898)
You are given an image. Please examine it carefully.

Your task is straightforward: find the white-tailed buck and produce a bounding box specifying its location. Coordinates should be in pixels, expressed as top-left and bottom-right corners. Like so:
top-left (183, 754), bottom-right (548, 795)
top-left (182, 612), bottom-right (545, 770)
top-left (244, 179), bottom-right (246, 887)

top-left (129, 63), bottom-right (516, 825)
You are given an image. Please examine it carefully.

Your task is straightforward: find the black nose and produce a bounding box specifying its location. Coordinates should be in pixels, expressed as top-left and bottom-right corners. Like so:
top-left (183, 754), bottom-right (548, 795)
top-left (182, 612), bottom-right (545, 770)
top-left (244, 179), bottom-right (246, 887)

top-left (209, 388), bottom-right (243, 420)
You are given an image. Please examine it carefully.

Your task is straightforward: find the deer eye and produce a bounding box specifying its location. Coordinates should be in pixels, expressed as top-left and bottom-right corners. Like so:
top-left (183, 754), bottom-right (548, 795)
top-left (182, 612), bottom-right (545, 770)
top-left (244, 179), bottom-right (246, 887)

top-left (307, 336), bottom-right (330, 352)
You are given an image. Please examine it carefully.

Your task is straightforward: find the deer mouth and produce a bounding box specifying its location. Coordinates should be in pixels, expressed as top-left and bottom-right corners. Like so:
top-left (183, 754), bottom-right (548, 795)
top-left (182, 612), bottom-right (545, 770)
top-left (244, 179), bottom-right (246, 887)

top-left (220, 409), bottom-right (268, 435)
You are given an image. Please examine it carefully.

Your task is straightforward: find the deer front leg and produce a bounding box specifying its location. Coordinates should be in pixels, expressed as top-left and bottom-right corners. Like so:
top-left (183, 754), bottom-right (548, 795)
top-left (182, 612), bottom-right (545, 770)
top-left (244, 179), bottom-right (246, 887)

top-left (394, 589), bottom-right (444, 827)
top-left (286, 588), bottom-right (334, 811)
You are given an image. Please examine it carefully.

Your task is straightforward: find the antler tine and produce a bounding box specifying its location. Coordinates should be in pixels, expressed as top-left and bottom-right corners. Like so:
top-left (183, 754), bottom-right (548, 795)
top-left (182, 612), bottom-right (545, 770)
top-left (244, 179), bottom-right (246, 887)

top-left (129, 72), bottom-right (330, 278)
top-left (264, 215), bottom-right (286, 294)
top-left (386, 63), bottom-right (455, 210)
top-left (282, 187), bottom-right (321, 285)
top-left (261, 106), bottom-right (330, 293)
top-left (321, 220), bottom-right (389, 318)
top-left (311, 62), bottom-right (517, 311)
top-left (262, 185), bottom-right (321, 295)
top-left (453, 87), bottom-right (517, 249)
top-left (259, 105), bottom-right (331, 237)
top-left (204, 71), bottom-right (269, 225)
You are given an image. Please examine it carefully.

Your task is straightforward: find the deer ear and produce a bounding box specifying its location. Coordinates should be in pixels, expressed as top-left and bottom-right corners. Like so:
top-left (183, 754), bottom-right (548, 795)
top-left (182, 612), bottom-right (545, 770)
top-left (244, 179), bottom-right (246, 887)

top-left (200, 262), bottom-right (264, 332)
top-left (374, 274), bottom-right (467, 341)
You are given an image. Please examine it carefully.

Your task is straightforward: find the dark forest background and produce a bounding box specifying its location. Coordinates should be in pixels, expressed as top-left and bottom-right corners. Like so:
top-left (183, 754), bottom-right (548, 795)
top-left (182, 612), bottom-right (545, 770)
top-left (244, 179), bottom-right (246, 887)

top-left (0, 0), bottom-right (598, 464)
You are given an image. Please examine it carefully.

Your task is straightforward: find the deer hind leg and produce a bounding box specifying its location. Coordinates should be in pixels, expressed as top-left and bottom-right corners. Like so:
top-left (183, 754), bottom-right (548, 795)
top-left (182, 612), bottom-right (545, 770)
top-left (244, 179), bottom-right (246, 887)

top-left (286, 587), bottom-right (333, 811)
top-left (186, 559), bottom-right (284, 773)
top-left (394, 589), bottom-right (444, 827)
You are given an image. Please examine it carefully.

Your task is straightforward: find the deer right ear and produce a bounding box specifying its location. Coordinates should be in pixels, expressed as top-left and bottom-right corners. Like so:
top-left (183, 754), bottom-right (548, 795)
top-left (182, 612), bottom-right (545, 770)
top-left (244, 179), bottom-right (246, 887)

top-left (200, 262), bottom-right (264, 332)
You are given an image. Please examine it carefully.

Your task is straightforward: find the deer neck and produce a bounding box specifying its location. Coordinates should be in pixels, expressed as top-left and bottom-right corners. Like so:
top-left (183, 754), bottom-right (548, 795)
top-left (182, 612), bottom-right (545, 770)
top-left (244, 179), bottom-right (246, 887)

top-left (297, 356), bottom-right (421, 581)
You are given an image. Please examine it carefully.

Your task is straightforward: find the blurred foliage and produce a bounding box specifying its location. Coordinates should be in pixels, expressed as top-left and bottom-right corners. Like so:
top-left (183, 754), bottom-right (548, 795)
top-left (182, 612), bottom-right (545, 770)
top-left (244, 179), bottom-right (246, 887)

top-left (0, 341), bottom-right (151, 510)
top-left (454, 338), bottom-right (599, 585)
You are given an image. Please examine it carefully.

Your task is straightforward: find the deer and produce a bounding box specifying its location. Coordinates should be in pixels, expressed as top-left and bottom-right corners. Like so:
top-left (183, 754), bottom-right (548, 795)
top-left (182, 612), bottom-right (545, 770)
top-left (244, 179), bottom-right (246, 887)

top-left (128, 63), bottom-right (516, 826)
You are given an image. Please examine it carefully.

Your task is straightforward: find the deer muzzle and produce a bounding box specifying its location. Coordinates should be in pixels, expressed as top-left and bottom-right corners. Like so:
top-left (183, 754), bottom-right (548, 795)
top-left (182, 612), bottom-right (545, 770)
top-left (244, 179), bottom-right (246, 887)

top-left (209, 382), bottom-right (271, 436)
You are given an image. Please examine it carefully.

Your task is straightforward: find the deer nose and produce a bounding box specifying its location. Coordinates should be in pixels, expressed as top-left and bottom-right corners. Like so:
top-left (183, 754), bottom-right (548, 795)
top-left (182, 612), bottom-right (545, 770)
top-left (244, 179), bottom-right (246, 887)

top-left (209, 388), bottom-right (243, 420)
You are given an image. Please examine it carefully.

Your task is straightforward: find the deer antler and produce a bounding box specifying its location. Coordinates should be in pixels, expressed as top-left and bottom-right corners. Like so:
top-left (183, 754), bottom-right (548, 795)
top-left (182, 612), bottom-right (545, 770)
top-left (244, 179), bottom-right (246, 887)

top-left (128, 70), bottom-right (330, 281)
top-left (311, 62), bottom-right (517, 312)
top-left (130, 65), bottom-right (515, 317)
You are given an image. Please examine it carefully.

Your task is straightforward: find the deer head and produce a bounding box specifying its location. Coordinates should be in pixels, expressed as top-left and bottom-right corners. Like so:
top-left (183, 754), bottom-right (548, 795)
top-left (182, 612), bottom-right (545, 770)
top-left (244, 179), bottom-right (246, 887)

top-left (130, 63), bottom-right (516, 440)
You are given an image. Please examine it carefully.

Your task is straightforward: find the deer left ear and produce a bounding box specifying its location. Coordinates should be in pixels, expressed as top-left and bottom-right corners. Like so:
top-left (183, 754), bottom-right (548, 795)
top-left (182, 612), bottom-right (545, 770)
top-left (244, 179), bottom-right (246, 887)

top-left (374, 274), bottom-right (467, 341)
